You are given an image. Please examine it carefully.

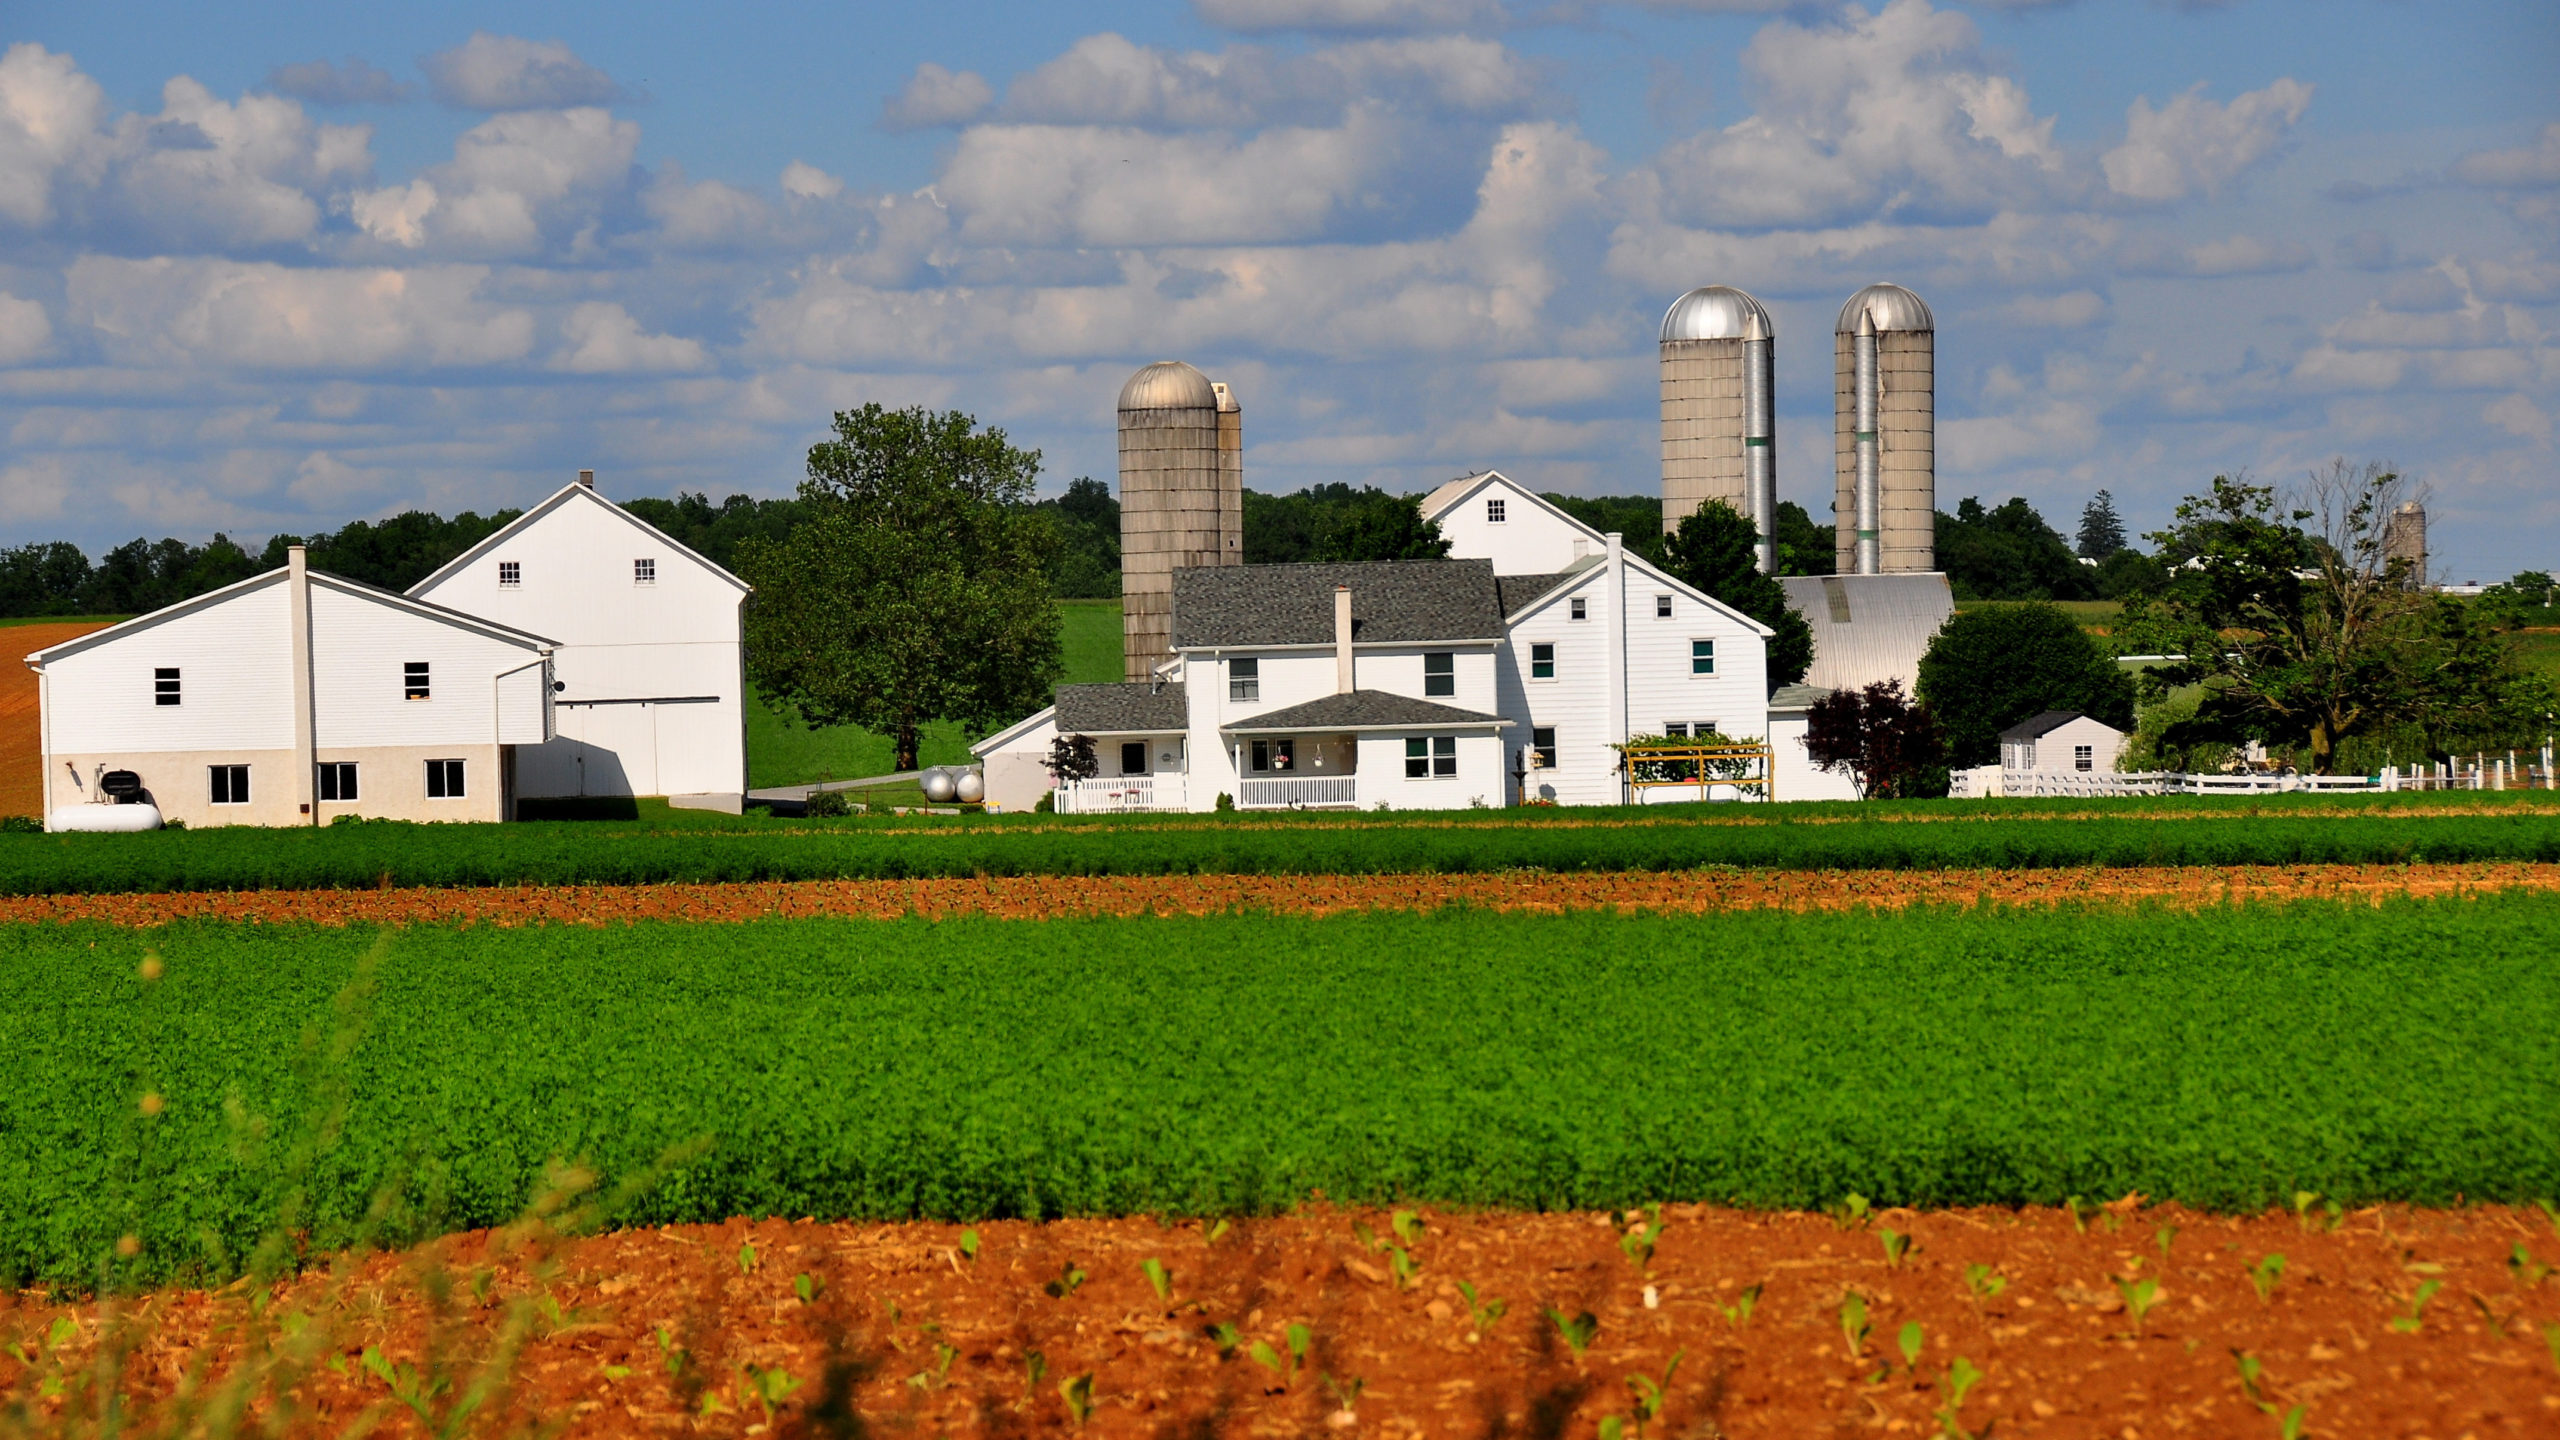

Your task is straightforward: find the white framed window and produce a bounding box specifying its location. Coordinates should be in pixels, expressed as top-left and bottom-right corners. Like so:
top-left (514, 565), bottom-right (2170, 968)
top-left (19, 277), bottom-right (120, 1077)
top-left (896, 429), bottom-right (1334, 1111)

top-left (1530, 727), bottom-right (1556, 769)
top-left (316, 762), bottom-right (358, 802)
top-left (634, 557), bottom-right (656, 584)
top-left (1530, 642), bottom-right (1555, 680)
top-left (498, 561), bottom-right (521, 587)
top-left (1665, 722), bottom-right (1686, 737)
top-left (1423, 652), bottom-right (1454, 697)
top-left (1229, 657), bottom-right (1259, 702)
top-left (1691, 639), bottom-right (1716, 675)
top-left (1486, 498), bottom-right (1506, 524)
top-left (404, 662), bottom-right (430, 700)
top-left (1655, 594), bottom-right (1672, 618)
top-left (209, 765), bottom-right (249, 805)
top-left (1405, 735), bottom-right (1457, 778)
top-left (2074, 744), bottom-right (2094, 772)
top-left (1120, 741), bottom-right (1147, 775)
top-left (1250, 738), bottom-right (1294, 772)
top-left (426, 758), bottom-right (466, 798)
top-left (1570, 597), bottom-right (1587, 621)
top-left (154, 667), bottom-right (181, 706)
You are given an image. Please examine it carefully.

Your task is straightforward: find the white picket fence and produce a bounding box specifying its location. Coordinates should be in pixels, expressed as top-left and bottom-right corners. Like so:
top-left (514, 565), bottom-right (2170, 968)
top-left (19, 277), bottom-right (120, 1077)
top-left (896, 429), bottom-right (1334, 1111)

top-left (1053, 775), bottom-right (1186, 813)
top-left (1954, 751), bottom-right (2557, 799)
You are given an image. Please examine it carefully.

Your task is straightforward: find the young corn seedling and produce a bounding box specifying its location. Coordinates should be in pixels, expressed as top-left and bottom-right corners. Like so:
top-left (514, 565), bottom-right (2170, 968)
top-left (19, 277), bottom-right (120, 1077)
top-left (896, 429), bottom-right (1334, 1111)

top-left (792, 1272), bottom-right (821, 1305)
top-left (906, 1344), bottom-right (958, 1392)
top-left (1205, 1218), bottom-right (1232, 1246)
top-left (1391, 1210), bottom-right (1425, 1248)
top-left (2234, 1350), bottom-right (2274, 1413)
top-left (1620, 1207), bottom-right (1666, 1271)
top-left (2510, 1243), bottom-right (2551, 1286)
top-left (1879, 1228), bottom-right (1912, 1268)
top-left (1721, 1282), bottom-right (1762, 1329)
top-left (958, 1228), bottom-right (981, 1263)
top-left (1020, 1351), bottom-right (1047, 1411)
top-left (2064, 1195), bottom-right (2100, 1234)
top-left (1206, 1322), bottom-right (1240, 1360)
top-left (1321, 1372), bottom-right (1366, 1415)
top-left (1142, 1258), bottom-right (1173, 1304)
top-left (2542, 1320), bottom-right (2560, 1374)
top-left (736, 1240), bottom-right (759, 1275)
top-left (1387, 1244), bottom-right (1420, 1290)
top-left (1829, 1194), bottom-right (1873, 1231)
top-left (1896, 1322), bottom-right (1924, 1374)
top-left (1962, 1263), bottom-right (2007, 1301)
top-left (1456, 1280), bottom-right (1508, 1333)
top-left (1838, 1292), bottom-right (1870, 1361)
top-left (2537, 1198), bottom-right (2559, 1237)
top-left (1043, 1262), bottom-right (1087, 1298)
top-left (2155, 1225), bottom-right (2180, 1262)
top-left (1936, 1357), bottom-right (1984, 1440)
top-left (1545, 1308), bottom-right (1599, 1360)
top-left (1249, 1324), bottom-right (1312, 1388)
top-left (2386, 1279), bottom-right (2442, 1333)
top-left (2248, 1254), bottom-right (2286, 1303)
top-left (2115, 1276), bottom-right (2164, 1336)
top-left (2291, 1191), bottom-right (2330, 1233)
top-left (1625, 1349), bottom-right (1683, 1437)
top-left (1059, 1373), bottom-right (1096, 1425)
top-left (2280, 1404), bottom-right (2310, 1440)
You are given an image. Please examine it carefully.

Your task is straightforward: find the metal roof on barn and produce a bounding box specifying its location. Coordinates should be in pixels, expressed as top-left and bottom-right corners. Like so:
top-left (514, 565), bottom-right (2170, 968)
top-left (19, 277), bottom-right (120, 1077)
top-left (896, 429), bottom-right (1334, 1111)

top-left (1776, 573), bottom-right (1954, 694)
top-left (1172, 560), bottom-right (1503, 648)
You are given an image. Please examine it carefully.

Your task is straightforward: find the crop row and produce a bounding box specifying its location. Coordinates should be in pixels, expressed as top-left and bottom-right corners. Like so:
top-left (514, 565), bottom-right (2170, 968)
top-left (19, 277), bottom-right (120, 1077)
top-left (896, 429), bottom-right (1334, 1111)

top-left (5, 895), bottom-right (2554, 1289)
top-left (6, 804), bottom-right (2560, 893)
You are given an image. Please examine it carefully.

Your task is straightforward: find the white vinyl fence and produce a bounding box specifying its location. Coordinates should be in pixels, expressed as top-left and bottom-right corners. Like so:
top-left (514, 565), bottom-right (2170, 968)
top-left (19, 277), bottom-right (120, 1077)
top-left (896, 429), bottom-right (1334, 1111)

top-left (1954, 748), bottom-right (2557, 799)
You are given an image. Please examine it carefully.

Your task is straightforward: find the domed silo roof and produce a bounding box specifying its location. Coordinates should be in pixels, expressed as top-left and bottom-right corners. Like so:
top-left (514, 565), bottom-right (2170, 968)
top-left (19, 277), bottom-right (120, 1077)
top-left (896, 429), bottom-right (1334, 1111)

top-left (1118, 360), bottom-right (1218, 412)
top-left (1835, 284), bottom-right (1933, 334)
top-left (1659, 286), bottom-right (1773, 343)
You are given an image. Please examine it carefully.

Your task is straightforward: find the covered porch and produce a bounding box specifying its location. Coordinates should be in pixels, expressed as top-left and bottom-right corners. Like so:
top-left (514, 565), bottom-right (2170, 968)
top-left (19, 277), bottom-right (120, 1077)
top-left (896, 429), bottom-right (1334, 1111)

top-left (1223, 691), bottom-right (1508, 811)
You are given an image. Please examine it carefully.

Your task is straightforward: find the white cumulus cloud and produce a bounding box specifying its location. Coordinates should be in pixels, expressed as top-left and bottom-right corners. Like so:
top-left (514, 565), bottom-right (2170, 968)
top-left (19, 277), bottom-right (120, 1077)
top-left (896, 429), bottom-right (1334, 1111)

top-left (2453, 123), bottom-right (2560, 190)
top-left (348, 107), bottom-right (637, 255)
top-left (265, 57), bottom-right (411, 106)
top-left (0, 43), bottom-right (107, 226)
top-left (2119, 232), bottom-right (2312, 277)
top-left (781, 160), bottom-right (843, 200)
top-left (68, 256), bottom-right (536, 370)
top-left (0, 292), bottom-right (51, 363)
top-left (422, 33), bottom-right (622, 111)
top-left (2101, 78), bottom-right (2311, 202)
top-left (553, 302), bottom-right (710, 373)
top-left (881, 63), bottom-right (994, 131)
top-left (1192, 0), bottom-right (1503, 32)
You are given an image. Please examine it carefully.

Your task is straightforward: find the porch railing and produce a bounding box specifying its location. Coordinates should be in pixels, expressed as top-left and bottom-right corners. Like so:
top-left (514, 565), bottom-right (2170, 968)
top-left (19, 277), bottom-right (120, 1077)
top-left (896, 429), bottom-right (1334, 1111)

top-left (1237, 775), bottom-right (1358, 809)
top-left (1054, 775), bottom-right (1185, 813)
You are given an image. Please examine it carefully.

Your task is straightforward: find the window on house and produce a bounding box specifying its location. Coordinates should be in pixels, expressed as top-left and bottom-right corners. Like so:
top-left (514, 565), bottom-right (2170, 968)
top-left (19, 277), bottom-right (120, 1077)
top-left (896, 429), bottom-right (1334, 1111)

top-left (634, 558), bottom-right (656, 584)
top-left (1423, 652), bottom-right (1454, 697)
top-left (208, 765), bottom-right (249, 805)
top-left (498, 561), bottom-right (521, 587)
top-left (1120, 741), bottom-right (1147, 775)
top-left (1229, 657), bottom-right (1259, 702)
top-left (1530, 642), bottom-right (1555, 680)
top-left (1691, 639), bottom-right (1716, 675)
top-left (404, 662), bottom-right (430, 700)
top-left (426, 758), bottom-right (466, 798)
top-left (2074, 744), bottom-right (2094, 772)
top-left (154, 668), bottom-right (181, 706)
top-left (1665, 723), bottom-right (1687, 738)
top-left (316, 762), bottom-right (358, 802)
top-left (1434, 735), bottom-right (1456, 776)
top-left (1531, 727), bottom-right (1556, 769)
top-left (1406, 735), bottom-right (1458, 778)
top-left (1486, 498), bottom-right (1506, 524)
top-left (1250, 738), bottom-right (1293, 772)
top-left (1656, 594), bottom-right (1672, 618)
top-left (1570, 597), bottom-right (1587, 621)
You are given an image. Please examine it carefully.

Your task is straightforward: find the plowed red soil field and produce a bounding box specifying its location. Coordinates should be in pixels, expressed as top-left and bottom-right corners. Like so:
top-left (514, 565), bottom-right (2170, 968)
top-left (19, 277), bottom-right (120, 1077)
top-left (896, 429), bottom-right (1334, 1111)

top-left (0, 621), bottom-right (110, 820)
top-left (9, 861), bottom-right (2560, 925)
top-left (9, 1203), bottom-right (2555, 1437)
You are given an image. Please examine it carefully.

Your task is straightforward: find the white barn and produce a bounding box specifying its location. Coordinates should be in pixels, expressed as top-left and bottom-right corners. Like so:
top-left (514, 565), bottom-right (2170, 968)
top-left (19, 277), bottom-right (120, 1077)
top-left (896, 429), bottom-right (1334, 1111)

top-left (26, 547), bottom-right (554, 828)
top-left (408, 474), bottom-right (751, 811)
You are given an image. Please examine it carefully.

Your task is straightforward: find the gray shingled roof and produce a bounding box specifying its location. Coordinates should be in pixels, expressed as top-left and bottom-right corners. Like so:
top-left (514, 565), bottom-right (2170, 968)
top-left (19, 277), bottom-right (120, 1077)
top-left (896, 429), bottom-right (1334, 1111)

top-left (1055, 682), bottom-right (1187, 734)
top-left (1223, 690), bottom-right (1507, 732)
top-left (1173, 560), bottom-right (1502, 648)
top-left (1998, 710), bottom-right (2085, 743)
top-left (1496, 570), bottom-right (1584, 616)
top-left (1767, 684), bottom-right (1832, 713)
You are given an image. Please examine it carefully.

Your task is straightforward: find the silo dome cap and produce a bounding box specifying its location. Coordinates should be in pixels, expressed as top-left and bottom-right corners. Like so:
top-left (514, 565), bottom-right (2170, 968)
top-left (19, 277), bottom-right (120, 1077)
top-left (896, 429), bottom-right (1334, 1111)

top-left (1118, 360), bottom-right (1218, 411)
top-left (1659, 286), bottom-right (1773, 343)
top-left (1836, 284), bottom-right (1933, 334)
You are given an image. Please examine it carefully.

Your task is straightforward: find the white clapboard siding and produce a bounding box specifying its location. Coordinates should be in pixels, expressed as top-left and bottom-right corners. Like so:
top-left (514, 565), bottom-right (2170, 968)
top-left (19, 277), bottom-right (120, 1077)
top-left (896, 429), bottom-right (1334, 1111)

top-left (37, 576), bottom-right (296, 755)
top-left (1421, 472), bottom-right (1606, 578)
top-left (308, 580), bottom-right (548, 750)
top-left (1621, 554), bottom-right (1769, 743)
top-left (1498, 571), bottom-right (1616, 806)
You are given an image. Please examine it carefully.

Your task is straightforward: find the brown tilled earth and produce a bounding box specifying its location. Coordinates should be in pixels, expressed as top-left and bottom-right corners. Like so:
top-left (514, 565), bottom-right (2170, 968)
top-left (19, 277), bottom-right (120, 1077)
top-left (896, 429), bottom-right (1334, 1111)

top-left (1, 620), bottom-right (111, 819)
top-left (7, 1203), bottom-right (2555, 1437)
top-left (10, 861), bottom-right (2560, 925)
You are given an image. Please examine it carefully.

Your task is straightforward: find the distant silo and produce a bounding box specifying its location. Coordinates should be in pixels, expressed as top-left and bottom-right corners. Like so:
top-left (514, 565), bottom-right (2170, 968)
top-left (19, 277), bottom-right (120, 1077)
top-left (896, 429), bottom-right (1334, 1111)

top-left (1118, 361), bottom-right (1238, 681)
top-left (2384, 502), bottom-right (2427, 586)
top-left (1832, 284), bottom-right (1935, 575)
top-left (1660, 287), bottom-right (1777, 570)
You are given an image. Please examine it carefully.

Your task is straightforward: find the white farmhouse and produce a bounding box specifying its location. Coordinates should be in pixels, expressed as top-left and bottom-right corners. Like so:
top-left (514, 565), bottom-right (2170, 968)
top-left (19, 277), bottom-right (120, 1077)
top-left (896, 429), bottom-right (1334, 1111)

top-left (408, 473), bottom-right (750, 811)
top-left (26, 547), bottom-right (554, 828)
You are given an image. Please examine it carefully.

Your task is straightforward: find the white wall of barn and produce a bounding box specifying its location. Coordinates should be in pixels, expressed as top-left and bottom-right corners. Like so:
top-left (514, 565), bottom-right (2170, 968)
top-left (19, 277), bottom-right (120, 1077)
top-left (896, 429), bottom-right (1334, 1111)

top-left (1427, 475), bottom-right (1601, 577)
top-left (308, 582), bottom-right (545, 751)
top-left (37, 577), bottom-right (295, 756)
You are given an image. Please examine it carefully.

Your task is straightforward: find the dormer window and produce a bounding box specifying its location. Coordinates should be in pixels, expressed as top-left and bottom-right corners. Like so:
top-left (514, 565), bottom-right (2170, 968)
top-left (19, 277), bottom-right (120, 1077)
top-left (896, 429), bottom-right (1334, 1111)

top-left (498, 561), bottom-right (521, 587)
top-left (634, 558), bottom-right (656, 585)
top-left (1486, 498), bottom-right (1506, 524)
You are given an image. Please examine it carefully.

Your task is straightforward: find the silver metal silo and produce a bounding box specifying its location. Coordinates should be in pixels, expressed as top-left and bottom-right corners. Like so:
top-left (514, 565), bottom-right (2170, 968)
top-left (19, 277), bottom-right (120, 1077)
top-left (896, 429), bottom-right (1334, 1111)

top-left (1118, 361), bottom-right (1232, 682)
top-left (1659, 286), bottom-right (1775, 556)
top-left (1742, 306), bottom-right (1776, 574)
top-left (1833, 284), bottom-right (1936, 574)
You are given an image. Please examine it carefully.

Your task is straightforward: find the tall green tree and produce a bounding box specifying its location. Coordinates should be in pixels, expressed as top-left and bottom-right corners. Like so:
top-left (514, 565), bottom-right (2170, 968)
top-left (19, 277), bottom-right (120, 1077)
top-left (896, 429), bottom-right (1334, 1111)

top-left (2119, 464), bottom-right (2549, 773)
top-left (1916, 603), bottom-right (2136, 768)
top-left (1935, 497), bottom-right (2097, 601)
top-left (1772, 500), bottom-right (1835, 577)
top-left (2076, 490), bottom-right (2127, 559)
top-left (1652, 500), bottom-right (1815, 692)
top-left (1243, 484), bottom-right (1450, 563)
top-left (736, 404), bottom-right (1063, 772)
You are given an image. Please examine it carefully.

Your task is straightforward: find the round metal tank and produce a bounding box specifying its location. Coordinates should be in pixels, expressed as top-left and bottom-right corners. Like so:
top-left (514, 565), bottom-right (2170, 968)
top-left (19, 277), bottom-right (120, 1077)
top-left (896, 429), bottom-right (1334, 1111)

top-left (1658, 287), bottom-right (1772, 539)
top-left (921, 769), bottom-right (958, 804)
top-left (1118, 361), bottom-right (1238, 682)
top-left (955, 769), bottom-right (985, 804)
top-left (48, 803), bottom-right (163, 833)
top-left (1832, 284), bottom-right (1935, 574)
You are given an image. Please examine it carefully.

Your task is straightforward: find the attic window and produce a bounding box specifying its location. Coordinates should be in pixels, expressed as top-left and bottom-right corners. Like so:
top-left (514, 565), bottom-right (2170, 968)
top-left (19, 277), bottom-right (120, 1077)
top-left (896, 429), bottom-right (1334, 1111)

top-left (1486, 498), bottom-right (1506, 524)
top-left (634, 558), bottom-right (656, 585)
top-left (1690, 640), bottom-right (1716, 675)
top-left (498, 561), bottom-right (520, 587)
top-left (404, 662), bottom-right (430, 700)
top-left (1655, 594), bottom-right (1672, 618)
top-left (1570, 597), bottom-right (1587, 621)
top-left (154, 667), bottom-right (181, 707)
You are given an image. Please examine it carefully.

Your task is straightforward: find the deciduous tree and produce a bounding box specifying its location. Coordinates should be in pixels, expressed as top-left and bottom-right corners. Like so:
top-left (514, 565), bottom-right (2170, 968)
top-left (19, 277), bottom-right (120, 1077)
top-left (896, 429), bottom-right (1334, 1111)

top-left (1803, 680), bottom-right (1946, 800)
top-left (1653, 500), bottom-right (1815, 691)
top-left (1917, 604), bottom-right (2135, 768)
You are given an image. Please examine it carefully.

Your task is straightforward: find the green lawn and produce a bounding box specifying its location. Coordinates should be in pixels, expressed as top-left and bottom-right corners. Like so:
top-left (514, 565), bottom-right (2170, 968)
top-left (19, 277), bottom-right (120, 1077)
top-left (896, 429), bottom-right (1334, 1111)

top-left (1952, 598), bottom-right (2121, 632)
top-left (746, 600), bottom-right (1122, 789)
top-left (2513, 628), bottom-right (2560, 683)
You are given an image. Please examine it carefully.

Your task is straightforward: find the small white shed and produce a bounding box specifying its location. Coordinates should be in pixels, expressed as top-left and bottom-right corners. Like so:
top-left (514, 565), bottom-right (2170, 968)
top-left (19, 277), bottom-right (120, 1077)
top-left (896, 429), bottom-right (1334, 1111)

top-left (1999, 711), bottom-right (2129, 774)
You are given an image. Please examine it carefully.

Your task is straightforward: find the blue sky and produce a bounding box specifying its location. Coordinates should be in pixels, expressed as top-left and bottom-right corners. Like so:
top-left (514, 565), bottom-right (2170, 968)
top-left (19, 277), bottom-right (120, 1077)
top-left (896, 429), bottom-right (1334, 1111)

top-left (3, 0), bottom-right (2555, 578)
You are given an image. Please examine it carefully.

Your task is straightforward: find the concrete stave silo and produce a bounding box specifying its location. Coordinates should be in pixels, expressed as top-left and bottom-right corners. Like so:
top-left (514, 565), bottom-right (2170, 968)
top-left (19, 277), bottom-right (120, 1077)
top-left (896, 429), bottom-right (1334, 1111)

top-left (1658, 286), bottom-right (1777, 570)
top-left (1832, 284), bottom-right (1935, 575)
top-left (1118, 361), bottom-right (1240, 681)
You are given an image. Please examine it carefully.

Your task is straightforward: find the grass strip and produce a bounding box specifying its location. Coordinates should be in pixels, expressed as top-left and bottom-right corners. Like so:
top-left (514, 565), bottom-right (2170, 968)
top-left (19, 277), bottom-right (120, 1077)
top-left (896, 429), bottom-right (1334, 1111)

top-left (7, 895), bottom-right (2555, 1289)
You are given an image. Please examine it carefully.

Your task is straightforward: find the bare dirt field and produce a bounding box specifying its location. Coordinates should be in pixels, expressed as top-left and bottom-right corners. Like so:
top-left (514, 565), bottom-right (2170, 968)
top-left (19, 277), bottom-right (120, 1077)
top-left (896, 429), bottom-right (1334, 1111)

top-left (9, 862), bottom-right (2560, 927)
top-left (0, 621), bottom-right (110, 820)
top-left (8, 1203), bottom-right (2553, 1437)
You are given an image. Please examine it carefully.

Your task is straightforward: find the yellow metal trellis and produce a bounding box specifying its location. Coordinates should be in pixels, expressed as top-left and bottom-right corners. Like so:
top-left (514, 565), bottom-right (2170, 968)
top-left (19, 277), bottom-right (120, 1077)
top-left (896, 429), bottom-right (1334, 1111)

top-left (1617, 742), bottom-right (1776, 801)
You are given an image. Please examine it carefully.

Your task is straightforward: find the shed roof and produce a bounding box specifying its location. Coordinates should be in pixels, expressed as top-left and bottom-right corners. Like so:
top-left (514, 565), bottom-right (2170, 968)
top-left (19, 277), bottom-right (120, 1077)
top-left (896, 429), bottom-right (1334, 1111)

top-left (1776, 572), bottom-right (1953, 693)
top-left (1173, 560), bottom-right (1502, 648)
top-left (1767, 683), bottom-right (1832, 714)
top-left (1222, 690), bottom-right (1507, 733)
top-left (2000, 710), bottom-right (2112, 743)
top-left (1055, 682), bottom-right (1187, 734)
